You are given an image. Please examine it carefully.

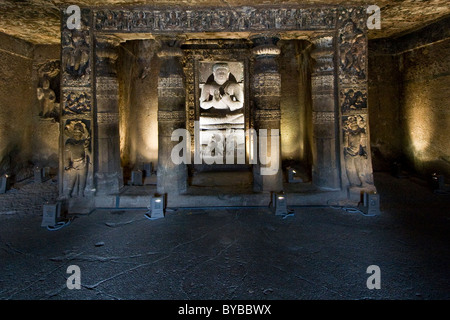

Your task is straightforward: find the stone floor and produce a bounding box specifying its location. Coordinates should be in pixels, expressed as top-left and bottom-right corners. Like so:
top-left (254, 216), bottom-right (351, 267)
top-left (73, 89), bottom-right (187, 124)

top-left (0, 172), bottom-right (449, 301)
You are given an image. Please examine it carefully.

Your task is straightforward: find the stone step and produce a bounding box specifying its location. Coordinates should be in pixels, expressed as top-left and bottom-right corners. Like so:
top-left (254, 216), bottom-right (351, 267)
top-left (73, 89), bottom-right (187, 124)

top-left (190, 171), bottom-right (253, 187)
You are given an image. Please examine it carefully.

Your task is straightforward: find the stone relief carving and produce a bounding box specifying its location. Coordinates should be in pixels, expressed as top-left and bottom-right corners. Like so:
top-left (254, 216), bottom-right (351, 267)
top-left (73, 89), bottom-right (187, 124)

top-left (158, 75), bottom-right (185, 98)
top-left (312, 111), bottom-right (334, 124)
top-left (62, 30), bottom-right (91, 86)
top-left (63, 120), bottom-right (92, 198)
top-left (157, 110), bottom-right (186, 122)
top-left (253, 73), bottom-right (281, 98)
top-left (37, 60), bottom-right (60, 120)
top-left (341, 88), bottom-right (367, 113)
top-left (338, 8), bottom-right (367, 82)
top-left (63, 90), bottom-right (91, 115)
top-left (254, 109), bottom-right (282, 121)
top-left (37, 79), bottom-right (57, 120)
top-left (97, 112), bottom-right (119, 124)
top-left (343, 114), bottom-right (372, 187)
top-left (94, 7), bottom-right (336, 32)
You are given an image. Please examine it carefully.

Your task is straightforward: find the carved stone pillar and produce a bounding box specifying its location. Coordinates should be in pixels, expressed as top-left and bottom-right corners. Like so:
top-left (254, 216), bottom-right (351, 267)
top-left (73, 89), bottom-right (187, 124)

top-left (250, 34), bottom-right (283, 193)
top-left (59, 8), bottom-right (95, 201)
top-left (337, 8), bottom-right (375, 196)
top-left (94, 36), bottom-right (123, 195)
top-left (156, 38), bottom-right (188, 195)
top-left (310, 34), bottom-right (340, 190)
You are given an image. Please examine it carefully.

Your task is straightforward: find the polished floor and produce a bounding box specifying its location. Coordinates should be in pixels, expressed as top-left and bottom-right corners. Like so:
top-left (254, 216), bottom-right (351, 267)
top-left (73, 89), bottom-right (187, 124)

top-left (0, 172), bottom-right (449, 300)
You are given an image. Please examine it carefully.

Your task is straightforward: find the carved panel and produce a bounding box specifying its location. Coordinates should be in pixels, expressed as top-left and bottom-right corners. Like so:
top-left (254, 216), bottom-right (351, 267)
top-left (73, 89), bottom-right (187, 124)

top-left (337, 7), bottom-right (367, 84)
top-left (61, 30), bottom-right (91, 86)
top-left (340, 88), bottom-right (367, 114)
top-left (63, 90), bottom-right (92, 115)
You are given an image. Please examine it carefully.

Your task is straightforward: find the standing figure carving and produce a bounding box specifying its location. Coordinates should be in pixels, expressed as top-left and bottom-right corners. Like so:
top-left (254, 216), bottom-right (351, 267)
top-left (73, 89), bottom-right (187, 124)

top-left (343, 115), bottom-right (370, 187)
top-left (37, 79), bottom-right (57, 118)
top-left (63, 121), bottom-right (91, 198)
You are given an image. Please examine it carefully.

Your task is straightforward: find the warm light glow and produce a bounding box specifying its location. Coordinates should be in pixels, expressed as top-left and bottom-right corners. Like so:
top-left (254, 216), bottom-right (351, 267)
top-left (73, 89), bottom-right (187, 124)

top-left (404, 86), bottom-right (433, 159)
top-left (155, 199), bottom-right (161, 203)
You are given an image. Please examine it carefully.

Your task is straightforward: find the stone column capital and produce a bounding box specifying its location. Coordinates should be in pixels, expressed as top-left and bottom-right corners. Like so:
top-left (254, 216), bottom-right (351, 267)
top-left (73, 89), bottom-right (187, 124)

top-left (250, 33), bottom-right (281, 57)
top-left (156, 36), bottom-right (185, 58)
top-left (310, 33), bottom-right (334, 60)
top-left (95, 35), bottom-right (121, 77)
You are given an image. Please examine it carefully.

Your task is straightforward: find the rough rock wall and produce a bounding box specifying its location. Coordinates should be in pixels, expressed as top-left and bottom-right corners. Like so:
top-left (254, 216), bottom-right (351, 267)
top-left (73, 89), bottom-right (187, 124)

top-left (400, 37), bottom-right (450, 178)
top-left (368, 47), bottom-right (402, 171)
top-left (31, 44), bottom-right (60, 169)
top-left (0, 33), bottom-right (34, 179)
top-left (368, 16), bottom-right (450, 178)
top-left (0, 33), bottom-right (60, 180)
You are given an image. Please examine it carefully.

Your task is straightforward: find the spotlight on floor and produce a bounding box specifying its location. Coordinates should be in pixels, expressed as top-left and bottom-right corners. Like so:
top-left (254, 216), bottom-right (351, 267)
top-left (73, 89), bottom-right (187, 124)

top-left (287, 167), bottom-right (303, 183)
top-left (146, 194), bottom-right (166, 220)
top-left (143, 162), bottom-right (153, 177)
top-left (358, 192), bottom-right (380, 216)
top-left (271, 192), bottom-right (288, 216)
top-left (131, 170), bottom-right (143, 186)
top-left (431, 173), bottom-right (449, 194)
top-left (41, 202), bottom-right (61, 227)
top-left (1, 174), bottom-right (10, 194)
top-left (34, 167), bottom-right (43, 183)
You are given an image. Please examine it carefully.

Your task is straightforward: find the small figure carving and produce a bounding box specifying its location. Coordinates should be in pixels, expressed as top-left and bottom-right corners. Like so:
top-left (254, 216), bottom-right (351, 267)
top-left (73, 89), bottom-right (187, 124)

top-left (63, 121), bottom-right (91, 198)
top-left (37, 79), bottom-right (57, 118)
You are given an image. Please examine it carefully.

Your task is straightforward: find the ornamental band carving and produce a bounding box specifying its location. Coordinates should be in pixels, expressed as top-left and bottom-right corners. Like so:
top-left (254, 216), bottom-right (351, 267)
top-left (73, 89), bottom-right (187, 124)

top-left (94, 7), bottom-right (337, 32)
top-left (158, 110), bottom-right (186, 122)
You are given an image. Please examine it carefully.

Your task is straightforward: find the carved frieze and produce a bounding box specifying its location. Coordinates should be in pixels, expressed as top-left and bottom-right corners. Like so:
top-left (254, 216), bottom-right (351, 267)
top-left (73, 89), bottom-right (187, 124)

top-left (158, 110), bottom-right (186, 122)
top-left (94, 7), bottom-right (337, 33)
top-left (96, 77), bottom-right (119, 99)
top-left (97, 112), bottom-right (119, 124)
top-left (252, 73), bottom-right (281, 98)
top-left (312, 111), bottom-right (335, 124)
top-left (158, 75), bottom-right (185, 98)
top-left (311, 74), bottom-right (334, 91)
top-left (253, 109), bottom-right (281, 121)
